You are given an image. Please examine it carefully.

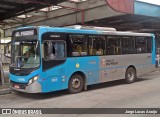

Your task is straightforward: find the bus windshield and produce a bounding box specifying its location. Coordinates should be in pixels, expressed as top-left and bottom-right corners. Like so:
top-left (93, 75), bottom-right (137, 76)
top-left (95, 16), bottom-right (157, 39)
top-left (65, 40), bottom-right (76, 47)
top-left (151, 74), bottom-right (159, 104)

top-left (10, 39), bottom-right (40, 68)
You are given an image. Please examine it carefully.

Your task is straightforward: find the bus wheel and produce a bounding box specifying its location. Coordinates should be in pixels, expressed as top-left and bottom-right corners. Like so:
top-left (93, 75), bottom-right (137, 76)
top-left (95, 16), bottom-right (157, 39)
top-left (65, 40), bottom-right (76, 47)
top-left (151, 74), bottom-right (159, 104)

top-left (125, 67), bottom-right (136, 84)
top-left (68, 74), bottom-right (84, 94)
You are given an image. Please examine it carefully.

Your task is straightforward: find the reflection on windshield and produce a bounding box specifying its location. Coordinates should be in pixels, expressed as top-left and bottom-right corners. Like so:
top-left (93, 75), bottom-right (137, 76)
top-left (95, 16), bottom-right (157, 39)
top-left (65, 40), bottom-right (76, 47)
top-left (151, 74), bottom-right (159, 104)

top-left (11, 39), bottom-right (40, 68)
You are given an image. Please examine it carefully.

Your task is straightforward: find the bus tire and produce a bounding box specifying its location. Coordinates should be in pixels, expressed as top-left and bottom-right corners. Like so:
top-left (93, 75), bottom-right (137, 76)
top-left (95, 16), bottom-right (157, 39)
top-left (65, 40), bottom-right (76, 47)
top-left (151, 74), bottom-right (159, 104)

top-left (125, 67), bottom-right (136, 84)
top-left (68, 74), bottom-right (84, 94)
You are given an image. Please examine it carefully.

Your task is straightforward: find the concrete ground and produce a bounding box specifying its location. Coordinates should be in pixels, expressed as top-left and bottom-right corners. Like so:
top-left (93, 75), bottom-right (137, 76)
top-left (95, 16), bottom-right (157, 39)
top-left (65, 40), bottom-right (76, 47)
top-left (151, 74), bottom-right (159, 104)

top-left (0, 70), bottom-right (160, 117)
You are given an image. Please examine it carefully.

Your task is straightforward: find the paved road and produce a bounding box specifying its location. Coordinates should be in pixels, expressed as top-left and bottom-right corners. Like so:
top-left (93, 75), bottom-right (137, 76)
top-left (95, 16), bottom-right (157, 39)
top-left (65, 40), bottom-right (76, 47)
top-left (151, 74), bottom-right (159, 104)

top-left (1, 70), bottom-right (160, 117)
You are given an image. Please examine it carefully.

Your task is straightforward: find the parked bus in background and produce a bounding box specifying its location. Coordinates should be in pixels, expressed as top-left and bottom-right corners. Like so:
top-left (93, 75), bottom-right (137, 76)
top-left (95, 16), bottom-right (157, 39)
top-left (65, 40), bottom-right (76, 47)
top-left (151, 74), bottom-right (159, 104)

top-left (9, 25), bottom-right (156, 93)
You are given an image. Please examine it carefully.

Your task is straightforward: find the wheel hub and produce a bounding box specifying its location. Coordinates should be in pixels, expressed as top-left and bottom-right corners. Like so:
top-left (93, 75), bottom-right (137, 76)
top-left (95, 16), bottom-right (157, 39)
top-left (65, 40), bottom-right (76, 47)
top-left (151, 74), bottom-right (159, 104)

top-left (128, 71), bottom-right (134, 80)
top-left (71, 78), bottom-right (81, 89)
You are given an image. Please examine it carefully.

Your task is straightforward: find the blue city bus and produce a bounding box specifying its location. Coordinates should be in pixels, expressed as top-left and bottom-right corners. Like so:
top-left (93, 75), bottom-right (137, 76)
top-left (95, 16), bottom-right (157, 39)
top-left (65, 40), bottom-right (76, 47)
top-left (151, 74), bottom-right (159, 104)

top-left (9, 26), bottom-right (156, 93)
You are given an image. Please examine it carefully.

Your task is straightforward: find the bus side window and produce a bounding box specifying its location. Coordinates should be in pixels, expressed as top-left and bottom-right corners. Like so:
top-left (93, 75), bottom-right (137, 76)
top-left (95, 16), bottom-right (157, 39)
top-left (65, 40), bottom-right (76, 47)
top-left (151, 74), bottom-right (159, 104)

top-left (122, 36), bottom-right (134, 54)
top-left (43, 41), bottom-right (53, 60)
top-left (43, 41), bottom-right (65, 60)
top-left (68, 35), bottom-right (87, 57)
top-left (89, 36), bottom-right (106, 56)
top-left (135, 37), bottom-right (147, 53)
top-left (54, 42), bottom-right (65, 59)
top-left (107, 36), bottom-right (120, 55)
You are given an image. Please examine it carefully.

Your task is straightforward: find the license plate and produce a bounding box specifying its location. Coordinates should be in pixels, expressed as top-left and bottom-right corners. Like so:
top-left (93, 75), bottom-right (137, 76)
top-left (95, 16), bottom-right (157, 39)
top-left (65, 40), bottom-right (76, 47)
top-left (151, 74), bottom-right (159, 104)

top-left (14, 84), bottom-right (20, 89)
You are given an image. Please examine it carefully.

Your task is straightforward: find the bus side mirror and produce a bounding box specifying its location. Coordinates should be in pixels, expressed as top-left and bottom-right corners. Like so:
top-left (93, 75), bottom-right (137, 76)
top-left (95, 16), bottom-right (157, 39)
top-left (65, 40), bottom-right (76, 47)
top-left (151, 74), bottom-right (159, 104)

top-left (4, 43), bottom-right (11, 59)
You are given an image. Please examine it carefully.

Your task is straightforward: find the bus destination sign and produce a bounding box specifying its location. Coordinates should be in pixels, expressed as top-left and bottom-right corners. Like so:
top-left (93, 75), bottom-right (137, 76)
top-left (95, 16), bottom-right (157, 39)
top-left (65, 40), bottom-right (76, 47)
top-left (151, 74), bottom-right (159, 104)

top-left (13, 29), bottom-right (37, 37)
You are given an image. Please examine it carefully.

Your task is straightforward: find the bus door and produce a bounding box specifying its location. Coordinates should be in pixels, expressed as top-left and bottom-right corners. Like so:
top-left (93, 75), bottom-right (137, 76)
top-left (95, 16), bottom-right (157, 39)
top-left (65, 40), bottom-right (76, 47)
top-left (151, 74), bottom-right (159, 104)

top-left (42, 32), bottom-right (66, 91)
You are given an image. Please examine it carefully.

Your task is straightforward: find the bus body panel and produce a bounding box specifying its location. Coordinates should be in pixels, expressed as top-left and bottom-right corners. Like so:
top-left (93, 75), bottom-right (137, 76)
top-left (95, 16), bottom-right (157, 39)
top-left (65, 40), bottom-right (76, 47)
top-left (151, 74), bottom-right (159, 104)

top-left (41, 56), bottom-right (100, 92)
top-left (9, 26), bottom-right (156, 93)
top-left (152, 34), bottom-right (156, 65)
top-left (10, 68), bottom-right (41, 83)
top-left (40, 53), bottom-right (155, 93)
top-left (131, 53), bottom-right (155, 76)
top-left (41, 64), bottom-right (64, 92)
top-left (10, 68), bottom-right (44, 93)
top-left (64, 57), bottom-right (99, 86)
top-left (99, 53), bottom-right (154, 83)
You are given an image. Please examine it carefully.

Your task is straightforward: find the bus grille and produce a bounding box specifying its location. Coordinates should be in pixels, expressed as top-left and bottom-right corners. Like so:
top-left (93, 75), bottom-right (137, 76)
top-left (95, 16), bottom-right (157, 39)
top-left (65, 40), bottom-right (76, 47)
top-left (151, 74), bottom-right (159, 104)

top-left (10, 81), bottom-right (28, 89)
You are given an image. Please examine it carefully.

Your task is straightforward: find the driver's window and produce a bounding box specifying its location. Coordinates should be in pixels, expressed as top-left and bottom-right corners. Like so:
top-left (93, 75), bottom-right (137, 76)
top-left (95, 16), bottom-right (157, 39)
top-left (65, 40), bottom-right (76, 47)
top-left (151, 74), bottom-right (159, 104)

top-left (43, 41), bottom-right (65, 61)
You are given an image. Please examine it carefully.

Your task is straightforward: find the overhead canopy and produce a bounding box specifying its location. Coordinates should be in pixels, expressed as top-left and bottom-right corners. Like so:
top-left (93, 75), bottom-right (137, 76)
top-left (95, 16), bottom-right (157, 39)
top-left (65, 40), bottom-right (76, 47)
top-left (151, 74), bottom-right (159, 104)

top-left (85, 14), bottom-right (160, 33)
top-left (0, 0), bottom-right (66, 21)
top-left (86, 0), bottom-right (160, 33)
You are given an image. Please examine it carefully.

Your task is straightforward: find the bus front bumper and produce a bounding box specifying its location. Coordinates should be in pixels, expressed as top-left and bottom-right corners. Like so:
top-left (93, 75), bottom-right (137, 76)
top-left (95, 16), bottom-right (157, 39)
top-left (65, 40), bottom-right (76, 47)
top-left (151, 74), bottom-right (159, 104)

top-left (10, 80), bottom-right (42, 93)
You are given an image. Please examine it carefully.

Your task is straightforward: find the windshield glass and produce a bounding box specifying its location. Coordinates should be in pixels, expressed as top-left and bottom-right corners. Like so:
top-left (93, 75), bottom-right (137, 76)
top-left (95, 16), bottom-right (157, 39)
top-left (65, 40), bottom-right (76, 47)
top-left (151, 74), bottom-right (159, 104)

top-left (10, 39), bottom-right (40, 68)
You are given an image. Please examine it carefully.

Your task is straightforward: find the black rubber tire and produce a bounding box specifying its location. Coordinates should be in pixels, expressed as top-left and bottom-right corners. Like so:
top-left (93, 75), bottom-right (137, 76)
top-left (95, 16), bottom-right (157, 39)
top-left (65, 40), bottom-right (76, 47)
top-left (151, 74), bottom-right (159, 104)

top-left (68, 74), bottom-right (84, 94)
top-left (125, 67), bottom-right (136, 84)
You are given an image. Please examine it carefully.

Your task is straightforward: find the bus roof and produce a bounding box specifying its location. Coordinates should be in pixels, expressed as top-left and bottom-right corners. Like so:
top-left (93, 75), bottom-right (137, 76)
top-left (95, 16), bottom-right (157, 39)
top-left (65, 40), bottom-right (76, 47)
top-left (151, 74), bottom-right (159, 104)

top-left (15, 26), bottom-right (153, 37)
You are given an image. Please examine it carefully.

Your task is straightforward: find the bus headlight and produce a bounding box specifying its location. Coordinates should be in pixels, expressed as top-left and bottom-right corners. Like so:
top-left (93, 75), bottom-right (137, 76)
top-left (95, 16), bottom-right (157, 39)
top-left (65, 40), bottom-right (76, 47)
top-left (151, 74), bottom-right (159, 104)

top-left (28, 76), bottom-right (39, 85)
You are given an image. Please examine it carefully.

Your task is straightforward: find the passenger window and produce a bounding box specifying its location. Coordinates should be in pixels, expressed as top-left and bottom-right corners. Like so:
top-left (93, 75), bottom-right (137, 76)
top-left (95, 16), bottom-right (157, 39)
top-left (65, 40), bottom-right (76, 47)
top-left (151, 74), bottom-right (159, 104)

top-left (107, 36), bottom-right (121, 55)
top-left (122, 36), bottom-right (134, 54)
top-left (135, 37), bottom-right (147, 53)
top-left (43, 41), bottom-right (65, 60)
top-left (89, 36), bottom-right (106, 56)
top-left (68, 35), bottom-right (87, 57)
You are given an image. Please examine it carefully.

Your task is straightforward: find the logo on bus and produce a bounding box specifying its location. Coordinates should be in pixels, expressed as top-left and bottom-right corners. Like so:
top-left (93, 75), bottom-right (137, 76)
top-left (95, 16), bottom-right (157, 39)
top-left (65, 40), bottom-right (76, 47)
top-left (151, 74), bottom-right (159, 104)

top-left (101, 59), bottom-right (118, 67)
top-left (76, 63), bottom-right (80, 68)
top-left (17, 78), bottom-right (25, 82)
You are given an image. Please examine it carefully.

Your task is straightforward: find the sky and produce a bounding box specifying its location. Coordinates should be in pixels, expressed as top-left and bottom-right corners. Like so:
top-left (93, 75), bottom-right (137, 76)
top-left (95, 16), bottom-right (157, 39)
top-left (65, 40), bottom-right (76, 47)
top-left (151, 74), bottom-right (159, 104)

top-left (136, 0), bottom-right (160, 5)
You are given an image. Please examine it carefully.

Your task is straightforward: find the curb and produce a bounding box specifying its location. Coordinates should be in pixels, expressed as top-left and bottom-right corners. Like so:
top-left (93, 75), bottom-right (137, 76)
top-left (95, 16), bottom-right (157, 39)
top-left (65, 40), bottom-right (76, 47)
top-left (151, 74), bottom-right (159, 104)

top-left (0, 88), bottom-right (12, 95)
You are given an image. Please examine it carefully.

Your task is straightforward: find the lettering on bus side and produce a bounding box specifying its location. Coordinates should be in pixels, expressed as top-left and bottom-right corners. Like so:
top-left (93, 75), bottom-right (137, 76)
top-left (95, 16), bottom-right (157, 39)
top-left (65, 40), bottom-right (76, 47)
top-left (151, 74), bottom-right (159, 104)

top-left (102, 59), bottom-right (118, 67)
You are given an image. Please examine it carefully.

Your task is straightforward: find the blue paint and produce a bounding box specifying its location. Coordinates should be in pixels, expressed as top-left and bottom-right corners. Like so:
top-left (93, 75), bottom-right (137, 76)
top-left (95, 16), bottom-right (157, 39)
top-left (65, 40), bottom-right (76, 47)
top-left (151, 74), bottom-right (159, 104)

top-left (10, 26), bottom-right (156, 93)
top-left (40, 56), bottom-right (100, 92)
top-left (44, 27), bottom-right (98, 35)
top-left (134, 1), bottom-right (160, 17)
top-left (152, 34), bottom-right (156, 65)
top-left (10, 68), bottom-right (41, 83)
